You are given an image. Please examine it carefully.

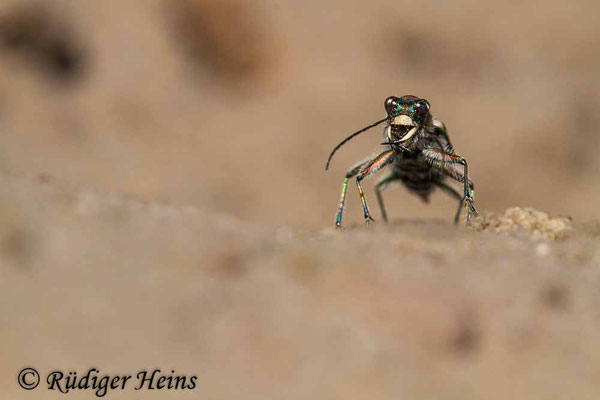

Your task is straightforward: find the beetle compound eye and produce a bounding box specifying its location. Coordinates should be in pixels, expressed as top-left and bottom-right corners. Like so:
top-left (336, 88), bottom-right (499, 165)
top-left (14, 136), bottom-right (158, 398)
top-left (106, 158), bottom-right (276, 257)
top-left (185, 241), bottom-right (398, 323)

top-left (414, 99), bottom-right (430, 116)
top-left (385, 96), bottom-right (399, 116)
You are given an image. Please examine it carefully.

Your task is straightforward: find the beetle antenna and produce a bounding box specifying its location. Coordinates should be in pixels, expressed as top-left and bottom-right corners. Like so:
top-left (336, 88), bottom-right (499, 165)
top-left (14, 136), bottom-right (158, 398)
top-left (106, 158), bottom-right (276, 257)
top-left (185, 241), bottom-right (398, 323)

top-left (325, 117), bottom-right (387, 170)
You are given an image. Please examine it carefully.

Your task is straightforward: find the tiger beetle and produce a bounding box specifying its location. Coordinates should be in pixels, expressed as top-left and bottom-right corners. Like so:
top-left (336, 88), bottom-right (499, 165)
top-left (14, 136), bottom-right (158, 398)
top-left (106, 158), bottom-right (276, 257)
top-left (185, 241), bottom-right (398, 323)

top-left (325, 95), bottom-right (478, 228)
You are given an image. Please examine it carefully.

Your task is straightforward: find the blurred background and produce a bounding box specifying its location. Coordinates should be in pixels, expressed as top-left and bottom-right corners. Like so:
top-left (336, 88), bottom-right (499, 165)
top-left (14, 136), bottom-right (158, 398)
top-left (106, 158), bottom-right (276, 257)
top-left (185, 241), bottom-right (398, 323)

top-left (0, 0), bottom-right (598, 228)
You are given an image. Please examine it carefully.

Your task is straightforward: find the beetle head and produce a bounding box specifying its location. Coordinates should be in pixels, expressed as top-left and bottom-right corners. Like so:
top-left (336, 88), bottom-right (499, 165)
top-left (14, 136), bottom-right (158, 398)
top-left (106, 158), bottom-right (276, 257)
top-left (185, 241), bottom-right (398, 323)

top-left (384, 95), bottom-right (431, 143)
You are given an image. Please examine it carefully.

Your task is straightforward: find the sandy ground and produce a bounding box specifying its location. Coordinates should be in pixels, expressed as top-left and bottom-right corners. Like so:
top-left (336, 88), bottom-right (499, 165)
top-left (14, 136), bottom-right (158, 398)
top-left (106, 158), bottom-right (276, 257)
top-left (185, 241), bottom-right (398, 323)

top-left (1, 0), bottom-right (600, 398)
top-left (2, 175), bottom-right (600, 399)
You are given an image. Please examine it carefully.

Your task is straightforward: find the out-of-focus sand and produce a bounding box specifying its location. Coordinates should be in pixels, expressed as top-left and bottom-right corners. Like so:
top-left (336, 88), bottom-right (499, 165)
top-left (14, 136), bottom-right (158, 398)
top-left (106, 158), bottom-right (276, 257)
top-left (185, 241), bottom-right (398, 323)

top-left (1, 0), bottom-right (600, 398)
top-left (2, 175), bottom-right (600, 399)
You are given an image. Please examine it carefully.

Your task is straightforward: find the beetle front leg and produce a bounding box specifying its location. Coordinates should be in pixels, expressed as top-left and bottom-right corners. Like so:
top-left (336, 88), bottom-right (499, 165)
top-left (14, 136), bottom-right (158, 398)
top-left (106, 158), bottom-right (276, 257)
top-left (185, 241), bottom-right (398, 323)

top-left (334, 151), bottom-right (394, 228)
top-left (335, 161), bottom-right (369, 228)
top-left (355, 150), bottom-right (395, 226)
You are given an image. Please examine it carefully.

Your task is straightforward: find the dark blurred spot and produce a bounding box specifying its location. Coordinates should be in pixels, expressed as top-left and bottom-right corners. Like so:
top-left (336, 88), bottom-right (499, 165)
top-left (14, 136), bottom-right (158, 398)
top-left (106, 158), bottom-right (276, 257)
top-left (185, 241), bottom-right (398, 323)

top-left (0, 4), bottom-right (86, 83)
top-left (214, 251), bottom-right (246, 278)
top-left (170, 0), bottom-right (276, 85)
top-left (450, 315), bottom-right (481, 355)
top-left (1, 228), bottom-right (36, 270)
top-left (389, 28), bottom-right (499, 84)
top-left (45, 40), bottom-right (83, 79)
top-left (36, 172), bottom-right (51, 183)
top-left (540, 283), bottom-right (570, 311)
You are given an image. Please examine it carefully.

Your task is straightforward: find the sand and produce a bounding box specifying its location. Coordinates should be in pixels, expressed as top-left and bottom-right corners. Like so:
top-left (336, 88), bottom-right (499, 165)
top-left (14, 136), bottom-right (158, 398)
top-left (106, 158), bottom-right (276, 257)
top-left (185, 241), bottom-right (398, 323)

top-left (2, 175), bottom-right (600, 399)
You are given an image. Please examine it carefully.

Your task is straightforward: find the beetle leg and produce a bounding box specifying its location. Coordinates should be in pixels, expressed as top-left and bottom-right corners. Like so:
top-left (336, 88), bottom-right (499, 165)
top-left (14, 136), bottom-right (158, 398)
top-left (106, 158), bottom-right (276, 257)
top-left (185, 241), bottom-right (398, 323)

top-left (335, 156), bottom-right (378, 228)
top-left (422, 148), bottom-right (478, 226)
top-left (355, 150), bottom-right (395, 226)
top-left (336, 167), bottom-right (364, 228)
top-left (375, 172), bottom-right (400, 223)
top-left (433, 179), bottom-right (464, 224)
top-left (334, 150), bottom-right (394, 228)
